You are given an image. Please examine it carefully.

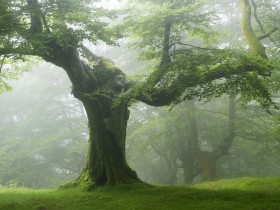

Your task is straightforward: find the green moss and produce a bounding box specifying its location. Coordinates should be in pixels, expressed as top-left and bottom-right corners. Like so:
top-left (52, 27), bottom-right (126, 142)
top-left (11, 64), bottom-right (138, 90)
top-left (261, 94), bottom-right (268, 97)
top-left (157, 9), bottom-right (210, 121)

top-left (1, 177), bottom-right (280, 209)
top-left (95, 60), bottom-right (120, 79)
top-left (59, 171), bottom-right (96, 191)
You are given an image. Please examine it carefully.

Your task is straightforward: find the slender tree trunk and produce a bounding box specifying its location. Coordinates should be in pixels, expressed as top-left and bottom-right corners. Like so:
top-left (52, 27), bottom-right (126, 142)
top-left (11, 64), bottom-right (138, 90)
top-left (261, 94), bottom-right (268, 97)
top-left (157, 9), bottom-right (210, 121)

top-left (181, 100), bottom-right (199, 184)
top-left (182, 152), bottom-right (196, 184)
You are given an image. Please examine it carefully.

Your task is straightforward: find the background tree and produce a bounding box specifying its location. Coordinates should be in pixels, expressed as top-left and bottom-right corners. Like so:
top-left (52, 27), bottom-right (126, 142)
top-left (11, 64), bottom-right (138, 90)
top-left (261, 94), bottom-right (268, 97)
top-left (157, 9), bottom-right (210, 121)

top-left (127, 96), bottom-right (280, 185)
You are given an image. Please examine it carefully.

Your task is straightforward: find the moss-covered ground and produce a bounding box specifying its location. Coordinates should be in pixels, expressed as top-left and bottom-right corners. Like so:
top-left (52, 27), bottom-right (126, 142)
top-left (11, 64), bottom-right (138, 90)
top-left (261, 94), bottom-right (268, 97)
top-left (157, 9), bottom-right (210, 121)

top-left (1, 177), bottom-right (280, 210)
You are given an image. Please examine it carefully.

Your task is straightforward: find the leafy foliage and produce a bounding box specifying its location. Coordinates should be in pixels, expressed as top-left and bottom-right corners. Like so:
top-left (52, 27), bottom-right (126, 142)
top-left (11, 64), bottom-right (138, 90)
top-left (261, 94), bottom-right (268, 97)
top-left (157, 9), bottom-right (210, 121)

top-left (123, 0), bottom-right (218, 61)
top-left (0, 0), bottom-right (121, 58)
top-left (0, 57), bottom-right (33, 94)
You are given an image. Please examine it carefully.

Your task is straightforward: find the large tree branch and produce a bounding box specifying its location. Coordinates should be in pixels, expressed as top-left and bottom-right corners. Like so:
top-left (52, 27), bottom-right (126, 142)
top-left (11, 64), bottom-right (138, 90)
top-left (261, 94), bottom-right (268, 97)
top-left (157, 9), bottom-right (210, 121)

top-left (42, 39), bottom-right (95, 92)
top-left (131, 54), bottom-right (271, 107)
top-left (80, 45), bottom-right (104, 64)
top-left (259, 27), bottom-right (279, 40)
top-left (135, 86), bottom-right (181, 106)
top-left (170, 42), bottom-right (217, 51)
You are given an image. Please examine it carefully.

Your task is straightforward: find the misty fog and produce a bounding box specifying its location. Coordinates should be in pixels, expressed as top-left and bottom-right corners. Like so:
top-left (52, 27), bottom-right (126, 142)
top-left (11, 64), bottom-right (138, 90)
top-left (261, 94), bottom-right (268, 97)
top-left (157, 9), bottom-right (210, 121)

top-left (1, 61), bottom-right (280, 188)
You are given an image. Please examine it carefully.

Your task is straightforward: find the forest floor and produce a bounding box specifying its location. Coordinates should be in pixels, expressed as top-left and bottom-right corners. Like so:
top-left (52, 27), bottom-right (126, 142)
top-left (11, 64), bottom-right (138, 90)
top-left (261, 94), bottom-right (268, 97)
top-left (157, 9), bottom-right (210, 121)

top-left (1, 177), bottom-right (280, 210)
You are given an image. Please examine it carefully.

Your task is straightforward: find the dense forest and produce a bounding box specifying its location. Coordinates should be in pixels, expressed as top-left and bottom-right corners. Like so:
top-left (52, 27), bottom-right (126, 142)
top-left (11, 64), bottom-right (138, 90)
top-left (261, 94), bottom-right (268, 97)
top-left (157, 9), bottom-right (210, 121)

top-left (1, 0), bottom-right (280, 209)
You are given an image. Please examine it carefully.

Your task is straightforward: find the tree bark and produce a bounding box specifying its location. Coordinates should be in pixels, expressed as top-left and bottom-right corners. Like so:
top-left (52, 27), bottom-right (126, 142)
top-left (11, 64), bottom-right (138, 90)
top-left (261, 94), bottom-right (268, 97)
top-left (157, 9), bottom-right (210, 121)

top-left (240, 0), bottom-right (267, 58)
top-left (181, 100), bottom-right (199, 184)
top-left (182, 152), bottom-right (196, 184)
top-left (76, 95), bottom-right (139, 187)
top-left (40, 38), bottom-right (141, 188)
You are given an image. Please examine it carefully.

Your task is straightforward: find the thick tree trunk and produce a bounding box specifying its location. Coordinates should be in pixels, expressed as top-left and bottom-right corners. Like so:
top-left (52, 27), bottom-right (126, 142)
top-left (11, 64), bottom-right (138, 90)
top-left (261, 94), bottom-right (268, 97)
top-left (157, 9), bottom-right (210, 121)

top-left (77, 96), bottom-right (139, 187)
top-left (42, 40), bottom-right (141, 188)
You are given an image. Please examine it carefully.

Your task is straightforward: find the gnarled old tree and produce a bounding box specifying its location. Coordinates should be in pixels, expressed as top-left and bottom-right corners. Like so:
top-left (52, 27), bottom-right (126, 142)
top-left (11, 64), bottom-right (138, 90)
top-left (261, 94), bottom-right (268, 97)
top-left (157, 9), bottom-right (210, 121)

top-left (0, 0), bottom-right (276, 188)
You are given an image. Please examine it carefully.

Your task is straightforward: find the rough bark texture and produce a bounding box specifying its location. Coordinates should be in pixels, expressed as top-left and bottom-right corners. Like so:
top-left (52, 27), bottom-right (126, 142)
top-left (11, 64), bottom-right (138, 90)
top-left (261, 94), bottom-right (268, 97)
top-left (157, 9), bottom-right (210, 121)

top-left (78, 98), bottom-right (139, 186)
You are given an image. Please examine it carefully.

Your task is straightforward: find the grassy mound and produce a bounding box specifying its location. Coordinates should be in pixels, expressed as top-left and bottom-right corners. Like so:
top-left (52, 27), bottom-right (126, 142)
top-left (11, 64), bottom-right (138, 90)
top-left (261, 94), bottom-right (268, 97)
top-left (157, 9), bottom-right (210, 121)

top-left (1, 177), bottom-right (280, 210)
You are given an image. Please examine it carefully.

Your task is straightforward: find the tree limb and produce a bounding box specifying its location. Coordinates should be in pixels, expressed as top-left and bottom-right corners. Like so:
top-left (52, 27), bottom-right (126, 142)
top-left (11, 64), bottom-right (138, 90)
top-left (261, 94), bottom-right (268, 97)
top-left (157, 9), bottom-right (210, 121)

top-left (132, 55), bottom-right (271, 107)
top-left (250, 0), bottom-right (265, 34)
top-left (250, 0), bottom-right (278, 41)
top-left (171, 42), bottom-right (217, 51)
top-left (259, 27), bottom-right (279, 40)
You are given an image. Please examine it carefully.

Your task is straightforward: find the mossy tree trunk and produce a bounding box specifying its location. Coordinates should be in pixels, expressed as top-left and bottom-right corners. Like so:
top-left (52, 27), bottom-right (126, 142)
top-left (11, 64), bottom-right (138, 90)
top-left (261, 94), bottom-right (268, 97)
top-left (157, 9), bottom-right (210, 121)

top-left (240, 0), bottom-right (267, 58)
top-left (41, 39), bottom-right (141, 188)
top-left (78, 98), bottom-right (139, 186)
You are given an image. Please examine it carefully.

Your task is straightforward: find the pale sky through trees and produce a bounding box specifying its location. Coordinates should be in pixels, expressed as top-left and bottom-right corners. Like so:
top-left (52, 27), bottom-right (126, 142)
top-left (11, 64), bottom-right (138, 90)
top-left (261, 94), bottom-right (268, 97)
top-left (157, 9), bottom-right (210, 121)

top-left (99, 0), bottom-right (123, 9)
